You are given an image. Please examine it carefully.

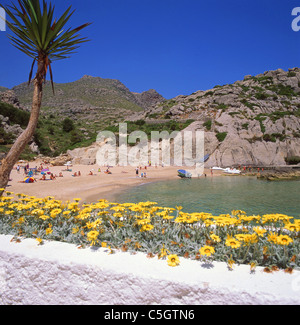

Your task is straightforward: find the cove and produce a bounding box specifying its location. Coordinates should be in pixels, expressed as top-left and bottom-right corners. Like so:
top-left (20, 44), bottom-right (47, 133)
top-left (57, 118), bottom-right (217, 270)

top-left (115, 176), bottom-right (300, 219)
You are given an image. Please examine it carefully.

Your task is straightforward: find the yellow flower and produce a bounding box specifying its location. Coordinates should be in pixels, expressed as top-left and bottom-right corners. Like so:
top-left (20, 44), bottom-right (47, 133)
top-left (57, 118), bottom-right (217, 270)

top-left (101, 242), bottom-right (107, 248)
top-left (267, 232), bottom-right (279, 244)
top-left (46, 227), bottom-right (53, 235)
top-left (136, 218), bottom-right (151, 226)
top-left (250, 262), bottom-right (257, 272)
top-left (210, 234), bottom-right (221, 243)
top-left (158, 245), bottom-right (170, 259)
top-left (253, 226), bottom-right (267, 237)
top-left (227, 256), bottom-right (235, 270)
top-left (72, 227), bottom-right (79, 234)
top-left (199, 245), bottom-right (215, 257)
top-left (277, 235), bottom-right (293, 246)
top-left (39, 215), bottom-right (50, 221)
top-left (87, 230), bottom-right (99, 246)
top-left (140, 224), bottom-right (154, 232)
top-left (36, 237), bottom-right (43, 245)
top-left (225, 236), bottom-right (241, 249)
top-left (239, 233), bottom-right (258, 245)
top-left (50, 208), bottom-right (62, 218)
top-left (167, 254), bottom-right (180, 267)
top-left (284, 223), bottom-right (299, 232)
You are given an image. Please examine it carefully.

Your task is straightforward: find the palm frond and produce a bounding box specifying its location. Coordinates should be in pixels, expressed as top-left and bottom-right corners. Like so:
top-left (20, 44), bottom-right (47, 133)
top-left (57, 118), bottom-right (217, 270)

top-left (1, 0), bottom-right (91, 90)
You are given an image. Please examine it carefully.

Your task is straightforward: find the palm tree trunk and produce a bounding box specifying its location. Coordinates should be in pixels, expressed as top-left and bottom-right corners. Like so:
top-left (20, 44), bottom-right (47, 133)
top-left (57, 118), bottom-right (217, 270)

top-left (0, 76), bottom-right (43, 195)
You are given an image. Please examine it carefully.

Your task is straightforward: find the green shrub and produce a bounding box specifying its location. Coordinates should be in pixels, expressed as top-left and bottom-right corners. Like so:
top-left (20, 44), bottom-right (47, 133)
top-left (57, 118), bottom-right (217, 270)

top-left (216, 132), bottom-right (227, 142)
top-left (287, 71), bottom-right (296, 77)
top-left (62, 118), bottom-right (75, 133)
top-left (285, 156), bottom-right (300, 165)
top-left (0, 126), bottom-right (15, 145)
top-left (263, 134), bottom-right (276, 142)
top-left (0, 102), bottom-right (30, 127)
top-left (242, 123), bottom-right (249, 130)
top-left (254, 92), bottom-right (269, 100)
top-left (203, 120), bottom-right (212, 131)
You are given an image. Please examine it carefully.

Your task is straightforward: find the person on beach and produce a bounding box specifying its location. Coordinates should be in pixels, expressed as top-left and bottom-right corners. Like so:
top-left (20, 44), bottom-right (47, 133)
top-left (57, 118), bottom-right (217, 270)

top-left (136, 167), bottom-right (139, 177)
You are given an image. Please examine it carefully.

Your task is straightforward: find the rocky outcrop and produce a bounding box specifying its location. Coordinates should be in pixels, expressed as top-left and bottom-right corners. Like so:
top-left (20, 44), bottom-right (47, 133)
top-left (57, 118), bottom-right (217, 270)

top-left (0, 90), bottom-right (23, 110)
top-left (136, 68), bottom-right (300, 167)
top-left (133, 89), bottom-right (165, 110)
top-left (257, 168), bottom-right (300, 180)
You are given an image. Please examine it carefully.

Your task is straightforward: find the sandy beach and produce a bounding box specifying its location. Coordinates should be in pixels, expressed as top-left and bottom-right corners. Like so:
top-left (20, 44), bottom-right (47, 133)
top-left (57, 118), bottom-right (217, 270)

top-left (6, 163), bottom-right (223, 203)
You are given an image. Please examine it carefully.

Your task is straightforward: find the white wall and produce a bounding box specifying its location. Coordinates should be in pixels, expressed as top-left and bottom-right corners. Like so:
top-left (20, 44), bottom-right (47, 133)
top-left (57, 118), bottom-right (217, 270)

top-left (0, 235), bottom-right (299, 305)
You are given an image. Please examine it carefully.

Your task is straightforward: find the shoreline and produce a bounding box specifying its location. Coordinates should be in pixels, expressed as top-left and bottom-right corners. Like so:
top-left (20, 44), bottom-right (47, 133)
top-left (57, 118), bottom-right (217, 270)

top-left (6, 164), bottom-right (224, 203)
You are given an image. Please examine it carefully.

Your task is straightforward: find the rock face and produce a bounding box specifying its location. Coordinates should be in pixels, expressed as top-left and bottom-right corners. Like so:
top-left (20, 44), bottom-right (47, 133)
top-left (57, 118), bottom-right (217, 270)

top-left (134, 68), bottom-right (300, 167)
top-left (0, 90), bottom-right (23, 110)
top-left (133, 89), bottom-right (165, 110)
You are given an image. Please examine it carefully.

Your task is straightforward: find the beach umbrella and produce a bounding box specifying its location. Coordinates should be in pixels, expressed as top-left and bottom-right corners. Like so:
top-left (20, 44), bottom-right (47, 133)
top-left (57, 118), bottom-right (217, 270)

top-left (24, 177), bottom-right (34, 183)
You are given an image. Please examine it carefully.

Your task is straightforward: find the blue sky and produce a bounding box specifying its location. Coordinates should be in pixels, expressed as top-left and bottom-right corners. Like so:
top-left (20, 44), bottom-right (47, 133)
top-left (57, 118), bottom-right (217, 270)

top-left (0, 0), bottom-right (299, 99)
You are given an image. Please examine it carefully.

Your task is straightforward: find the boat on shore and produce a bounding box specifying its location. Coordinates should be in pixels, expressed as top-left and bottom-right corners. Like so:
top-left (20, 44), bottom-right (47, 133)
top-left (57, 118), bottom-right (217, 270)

top-left (223, 167), bottom-right (241, 175)
top-left (177, 169), bottom-right (192, 178)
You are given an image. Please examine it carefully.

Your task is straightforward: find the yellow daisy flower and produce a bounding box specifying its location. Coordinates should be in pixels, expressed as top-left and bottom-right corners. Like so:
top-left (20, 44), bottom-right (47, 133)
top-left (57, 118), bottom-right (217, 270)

top-left (199, 245), bottom-right (215, 257)
top-left (167, 254), bottom-right (180, 267)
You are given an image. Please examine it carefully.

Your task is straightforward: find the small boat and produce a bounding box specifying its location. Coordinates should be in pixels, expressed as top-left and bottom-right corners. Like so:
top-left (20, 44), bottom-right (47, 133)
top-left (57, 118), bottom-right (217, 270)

top-left (212, 166), bottom-right (224, 170)
top-left (177, 169), bottom-right (192, 178)
top-left (223, 168), bottom-right (241, 175)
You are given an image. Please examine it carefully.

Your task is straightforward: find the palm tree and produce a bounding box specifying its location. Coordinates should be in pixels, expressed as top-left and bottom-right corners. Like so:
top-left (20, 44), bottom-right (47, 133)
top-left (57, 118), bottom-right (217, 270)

top-left (0, 0), bottom-right (90, 194)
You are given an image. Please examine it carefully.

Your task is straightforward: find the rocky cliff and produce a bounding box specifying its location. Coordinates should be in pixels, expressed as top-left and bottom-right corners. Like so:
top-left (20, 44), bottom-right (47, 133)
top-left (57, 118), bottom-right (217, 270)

top-left (131, 68), bottom-right (300, 167)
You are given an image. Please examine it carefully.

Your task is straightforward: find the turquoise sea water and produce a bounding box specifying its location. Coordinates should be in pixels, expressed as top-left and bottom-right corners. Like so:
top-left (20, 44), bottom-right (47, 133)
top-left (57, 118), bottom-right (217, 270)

top-left (115, 176), bottom-right (300, 219)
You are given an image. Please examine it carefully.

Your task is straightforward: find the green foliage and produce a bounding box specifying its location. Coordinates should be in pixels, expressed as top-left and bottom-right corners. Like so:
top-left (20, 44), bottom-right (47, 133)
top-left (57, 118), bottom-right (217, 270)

top-left (216, 103), bottom-right (228, 111)
top-left (240, 99), bottom-right (257, 110)
top-left (285, 156), bottom-right (300, 165)
top-left (0, 101), bottom-right (30, 127)
top-left (254, 115), bottom-right (267, 133)
top-left (203, 120), bottom-right (212, 131)
top-left (0, 127), bottom-right (15, 145)
top-left (105, 119), bottom-right (195, 138)
top-left (242, 123), bottom-right (249, 130)
top-left (62, 118), bottom-right (75, 133)
top-left (254, 92), bottom-right (269, 100)
top-left (266, 84), bottom-right (298, 98)
top-left (216, 132), bottom-right (227, 142)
